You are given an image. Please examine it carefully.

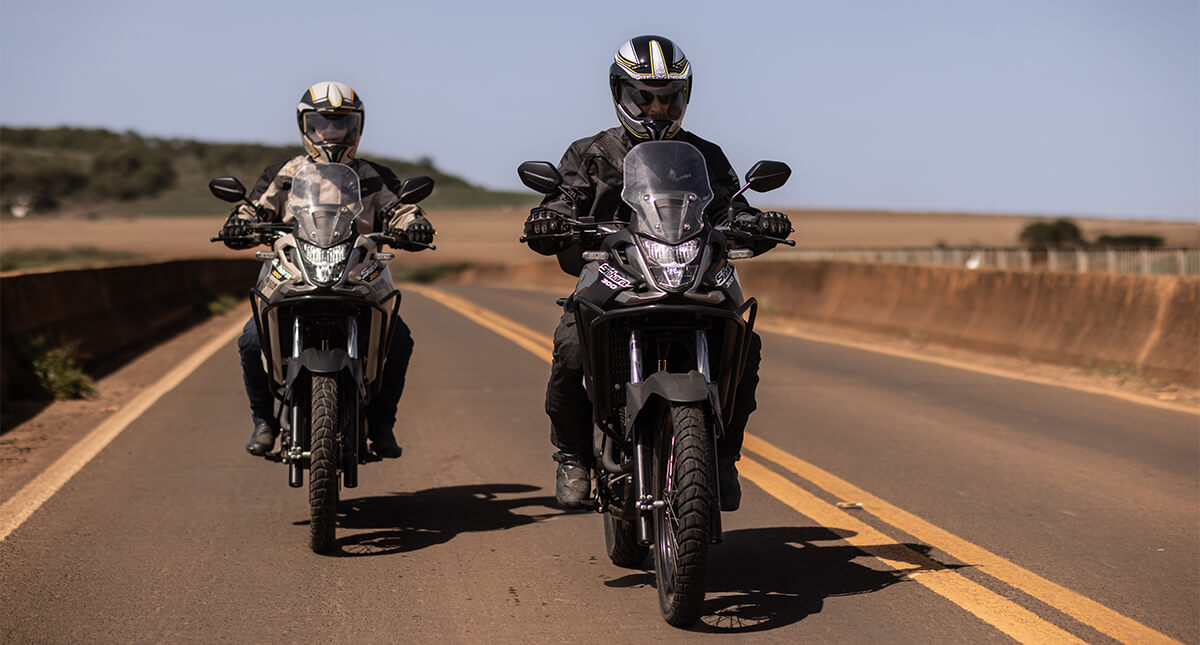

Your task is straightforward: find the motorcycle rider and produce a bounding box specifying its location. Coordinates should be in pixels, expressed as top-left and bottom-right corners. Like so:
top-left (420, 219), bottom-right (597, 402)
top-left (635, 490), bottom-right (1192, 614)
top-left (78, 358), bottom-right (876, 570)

top-left (522, 36), bottom-right (793, 511)
top-left (220, 81), bottom-right (435, 459)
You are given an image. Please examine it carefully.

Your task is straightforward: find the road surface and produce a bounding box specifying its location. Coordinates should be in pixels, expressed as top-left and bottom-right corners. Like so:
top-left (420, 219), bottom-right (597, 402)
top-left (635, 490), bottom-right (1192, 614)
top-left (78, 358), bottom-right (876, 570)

top-left (2, 283), bottom-right (1196, 643)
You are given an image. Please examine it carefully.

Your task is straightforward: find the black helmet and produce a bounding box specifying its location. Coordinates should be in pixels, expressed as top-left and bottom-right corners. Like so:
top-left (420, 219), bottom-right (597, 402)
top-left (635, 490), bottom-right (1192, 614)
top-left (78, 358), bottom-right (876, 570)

top-left (609, 35), bottom-right (692, 141)
top-left (296, 81), bottom-right (365, 163)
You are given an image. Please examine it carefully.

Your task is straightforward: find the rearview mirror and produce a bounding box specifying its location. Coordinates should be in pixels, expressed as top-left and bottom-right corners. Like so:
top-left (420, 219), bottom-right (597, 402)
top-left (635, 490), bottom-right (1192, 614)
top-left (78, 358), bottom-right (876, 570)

top-left (517, 161), bottom-right (563, 195)
top-left (209, 176), bottom-right (247, 203)
top-left (397, 176), bottom-right (435, 204)
top-left (744, 161), bottom-right (791, 193)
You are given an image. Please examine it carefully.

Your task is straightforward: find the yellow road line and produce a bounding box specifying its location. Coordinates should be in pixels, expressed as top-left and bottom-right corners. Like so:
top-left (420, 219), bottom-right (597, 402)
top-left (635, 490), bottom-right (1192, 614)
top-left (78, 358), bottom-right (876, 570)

top-left (414, 284), bottom-right (1182, 645)
top-left (0, 314), bottom-right (247, 542)
top-left (406, 283), bottom-right (553, 361)
top-left (738, 457), bottom-right (1087, 644)
top-left (743, 434), bottom-right (1181, 645)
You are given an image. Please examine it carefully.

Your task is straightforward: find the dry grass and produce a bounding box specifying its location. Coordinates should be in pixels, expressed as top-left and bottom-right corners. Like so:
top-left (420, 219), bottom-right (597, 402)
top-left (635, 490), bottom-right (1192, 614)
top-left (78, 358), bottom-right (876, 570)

top-left (2, 207), bottom-right (1196, 272)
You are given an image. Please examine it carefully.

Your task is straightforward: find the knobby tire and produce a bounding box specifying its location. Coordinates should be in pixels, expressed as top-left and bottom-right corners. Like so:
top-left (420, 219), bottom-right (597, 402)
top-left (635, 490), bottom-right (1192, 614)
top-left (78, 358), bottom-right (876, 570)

top-left (653, 403), bottom-right (713, 626)
top-left (309, 374), bottom-right (340, 554)
top-left (604, 512), bottom-right (648, 568)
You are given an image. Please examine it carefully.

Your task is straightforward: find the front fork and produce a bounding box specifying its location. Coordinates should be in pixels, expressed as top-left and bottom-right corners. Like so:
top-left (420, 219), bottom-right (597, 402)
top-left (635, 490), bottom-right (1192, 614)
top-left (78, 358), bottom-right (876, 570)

top-left (288, 317), bottom-right (305, 488)
top-left (285, 316), bottom-right (362, 490)
top-left (630, 330), bottom-right (724, 546)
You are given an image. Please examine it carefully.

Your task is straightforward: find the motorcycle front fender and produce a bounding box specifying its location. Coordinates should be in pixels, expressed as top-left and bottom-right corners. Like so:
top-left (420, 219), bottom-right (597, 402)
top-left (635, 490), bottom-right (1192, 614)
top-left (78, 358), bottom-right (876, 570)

top-left (284, 348), bottom-right (365, 401)
top-left (624, 370), bottom-right (722, 438)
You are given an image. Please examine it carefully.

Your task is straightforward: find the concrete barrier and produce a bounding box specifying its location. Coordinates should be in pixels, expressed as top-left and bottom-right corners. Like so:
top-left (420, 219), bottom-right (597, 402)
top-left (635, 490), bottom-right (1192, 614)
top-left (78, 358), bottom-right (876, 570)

top-left (446, 259), bottom-right (1200, 387)
top-left (4, 257), bottom-right (1194, 401)
top-left (1, 259), bottom-right (260, 400)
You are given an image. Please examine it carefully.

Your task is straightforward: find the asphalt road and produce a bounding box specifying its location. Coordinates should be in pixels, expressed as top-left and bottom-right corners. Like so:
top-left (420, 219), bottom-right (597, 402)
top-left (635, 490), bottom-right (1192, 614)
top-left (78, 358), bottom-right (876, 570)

top-left (1, 283), bottom-right (1196, 644)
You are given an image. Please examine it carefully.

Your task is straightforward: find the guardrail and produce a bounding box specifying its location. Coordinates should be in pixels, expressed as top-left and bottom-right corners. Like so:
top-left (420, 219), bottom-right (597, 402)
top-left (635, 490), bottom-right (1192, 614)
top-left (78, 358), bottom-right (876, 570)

top-left (771, 246), bottom-right (1200, 276)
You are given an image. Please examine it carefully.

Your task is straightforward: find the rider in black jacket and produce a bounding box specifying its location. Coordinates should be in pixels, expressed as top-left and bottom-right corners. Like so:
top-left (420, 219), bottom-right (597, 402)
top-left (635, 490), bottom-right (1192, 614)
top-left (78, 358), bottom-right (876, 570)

top-left (523, 36), bottom-right (793, 512)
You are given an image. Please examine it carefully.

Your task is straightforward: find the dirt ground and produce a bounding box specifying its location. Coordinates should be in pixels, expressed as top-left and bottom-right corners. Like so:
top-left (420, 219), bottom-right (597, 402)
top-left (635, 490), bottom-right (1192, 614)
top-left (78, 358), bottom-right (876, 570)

top-left (2, 208), bottom-right (1197, 270)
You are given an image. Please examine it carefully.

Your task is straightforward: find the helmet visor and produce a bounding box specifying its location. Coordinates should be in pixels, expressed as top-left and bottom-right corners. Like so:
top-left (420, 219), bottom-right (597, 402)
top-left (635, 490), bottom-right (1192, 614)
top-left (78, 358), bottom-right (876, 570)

top-left (616, 78), bottom-right (687, 121)
top-left (302, 111), bottom-right (361, 145)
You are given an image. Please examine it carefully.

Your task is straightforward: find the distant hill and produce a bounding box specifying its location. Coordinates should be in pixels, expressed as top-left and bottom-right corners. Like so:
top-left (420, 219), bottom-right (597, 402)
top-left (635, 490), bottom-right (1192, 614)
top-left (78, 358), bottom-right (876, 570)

top-left (0, 126), bottom-right (537, 216)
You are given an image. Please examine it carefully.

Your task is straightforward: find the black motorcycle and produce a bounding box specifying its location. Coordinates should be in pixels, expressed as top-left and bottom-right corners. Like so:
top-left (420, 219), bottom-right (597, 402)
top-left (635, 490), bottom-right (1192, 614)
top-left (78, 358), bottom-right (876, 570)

top-left (210, 162), bottom-right (433, 553)
top-left (518, 141), bottom-right (791, 625)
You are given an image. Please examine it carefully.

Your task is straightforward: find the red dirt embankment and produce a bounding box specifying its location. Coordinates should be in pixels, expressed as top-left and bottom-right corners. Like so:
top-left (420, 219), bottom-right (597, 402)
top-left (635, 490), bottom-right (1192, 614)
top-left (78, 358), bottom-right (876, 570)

top-left (449, 260), bottom-right (1200, 388)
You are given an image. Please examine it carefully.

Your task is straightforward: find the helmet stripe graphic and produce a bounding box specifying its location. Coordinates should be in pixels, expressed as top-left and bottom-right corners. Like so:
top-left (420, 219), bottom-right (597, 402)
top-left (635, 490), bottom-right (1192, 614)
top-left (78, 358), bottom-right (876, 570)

top-left (650, 39), bottom-right (667, 77)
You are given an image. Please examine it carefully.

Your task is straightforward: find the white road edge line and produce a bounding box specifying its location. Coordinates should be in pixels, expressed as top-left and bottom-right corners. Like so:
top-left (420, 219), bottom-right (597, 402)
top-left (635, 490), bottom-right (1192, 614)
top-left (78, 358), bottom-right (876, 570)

top-left (0, 315), bottom-right (246, 541)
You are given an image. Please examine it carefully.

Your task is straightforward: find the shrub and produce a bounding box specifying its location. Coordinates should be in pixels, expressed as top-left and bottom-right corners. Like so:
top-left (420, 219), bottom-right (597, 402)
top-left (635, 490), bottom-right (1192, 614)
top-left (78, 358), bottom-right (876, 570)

top-left (1095, 234), bottom-right (1164, 248)
top-left (30, 338), bottom-right (96, 399)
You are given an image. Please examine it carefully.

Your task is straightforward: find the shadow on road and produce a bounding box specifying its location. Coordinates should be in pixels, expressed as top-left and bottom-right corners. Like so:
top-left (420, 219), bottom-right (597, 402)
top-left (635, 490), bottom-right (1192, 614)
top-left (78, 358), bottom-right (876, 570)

top-left (316, 483), bottom-right (561, 557)
top-left (604, 525), bottom-right (966, 633)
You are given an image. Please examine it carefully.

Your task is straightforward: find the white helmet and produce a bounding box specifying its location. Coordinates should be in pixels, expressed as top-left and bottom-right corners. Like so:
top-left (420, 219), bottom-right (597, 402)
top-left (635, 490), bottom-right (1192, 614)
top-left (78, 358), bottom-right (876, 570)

top-left (296, 81), bottom-right (364, 163)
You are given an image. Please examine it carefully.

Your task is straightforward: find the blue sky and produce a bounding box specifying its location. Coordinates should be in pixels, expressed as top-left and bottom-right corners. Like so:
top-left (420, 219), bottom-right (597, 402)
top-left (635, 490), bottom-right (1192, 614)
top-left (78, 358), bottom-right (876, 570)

top-left (1, 0), bottom-right (1196, 220)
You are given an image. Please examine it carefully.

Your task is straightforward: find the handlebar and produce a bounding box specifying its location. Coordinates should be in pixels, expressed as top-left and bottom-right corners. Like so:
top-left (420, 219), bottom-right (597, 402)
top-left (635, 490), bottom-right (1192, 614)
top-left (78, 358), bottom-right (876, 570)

top-left (364, 231), bottom-right (436, 251)
top-left (714, 225), bottom-right (797, 247)
top-left (210, 222), bottom-right (293, 245)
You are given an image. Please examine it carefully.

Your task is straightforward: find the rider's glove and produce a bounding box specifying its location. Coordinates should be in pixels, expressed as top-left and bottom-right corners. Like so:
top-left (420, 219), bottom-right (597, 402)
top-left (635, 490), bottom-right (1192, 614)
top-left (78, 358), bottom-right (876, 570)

top-left (220, 215), bottom-right (256, 250)
top-left (758, 211), bottom-right (793, 238)
top-left (403, 217), bottom-right (435, 246)
top-left (733, 210), bottom-right (792, 239)
top-left (523, 207), bottom-right (572, 255)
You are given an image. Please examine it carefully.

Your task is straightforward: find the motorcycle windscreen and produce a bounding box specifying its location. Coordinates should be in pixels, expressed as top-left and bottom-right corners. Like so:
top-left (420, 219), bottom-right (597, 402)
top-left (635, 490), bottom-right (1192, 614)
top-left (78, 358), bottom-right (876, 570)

top-left (620, 141), bottom-right (713, 245)
top-left (287, 162), bottom-right (365, 247)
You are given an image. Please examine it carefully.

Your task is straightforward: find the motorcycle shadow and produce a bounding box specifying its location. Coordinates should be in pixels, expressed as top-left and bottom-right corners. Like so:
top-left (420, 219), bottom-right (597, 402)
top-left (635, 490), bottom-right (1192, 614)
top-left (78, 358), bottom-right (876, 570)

top-left (605, 525), bottom-right (968, 633)
top-left (304, 483), bottom-right (560, 557)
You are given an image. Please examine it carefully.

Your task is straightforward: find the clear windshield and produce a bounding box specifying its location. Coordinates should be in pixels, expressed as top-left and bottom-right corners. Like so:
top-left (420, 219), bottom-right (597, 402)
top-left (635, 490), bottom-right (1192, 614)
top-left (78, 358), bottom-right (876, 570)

top-left (287, 162), bottom-right (364, 247)
top-left (620, 141), bottom-right (712, 244)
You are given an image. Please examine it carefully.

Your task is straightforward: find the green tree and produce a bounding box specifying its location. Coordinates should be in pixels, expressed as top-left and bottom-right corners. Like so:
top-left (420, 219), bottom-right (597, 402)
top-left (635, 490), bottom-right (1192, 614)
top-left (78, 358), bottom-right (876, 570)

top-left (1019, 218), bottom-right (1085, 249)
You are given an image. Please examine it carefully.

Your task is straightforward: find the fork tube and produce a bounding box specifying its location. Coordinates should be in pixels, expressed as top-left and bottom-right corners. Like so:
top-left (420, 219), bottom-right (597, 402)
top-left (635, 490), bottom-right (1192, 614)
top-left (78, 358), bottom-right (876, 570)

top-left (347, 317), bottom-right (359, 360)
top-left (344, 317), bottom-right (359, 487)
top-left (695, 330), bottom-right (711, 383)
top-left (629, 332), bottom-right (653, 543)
top-left (629, 331), bottom-right (643, 383)
top-left (288, 317), bottom-right (304, 488)
top-left (634, 422), bottom-right (652, 545)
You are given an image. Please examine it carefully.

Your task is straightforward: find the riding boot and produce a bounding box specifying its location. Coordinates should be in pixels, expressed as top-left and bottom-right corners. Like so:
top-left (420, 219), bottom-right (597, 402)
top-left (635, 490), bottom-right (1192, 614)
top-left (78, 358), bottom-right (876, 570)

top-left (368, 424), bottom-right (403, 459)
top-left (245, 422), bottom-right (279, 456)
top-left (553, 450), bottom-right (592, 509)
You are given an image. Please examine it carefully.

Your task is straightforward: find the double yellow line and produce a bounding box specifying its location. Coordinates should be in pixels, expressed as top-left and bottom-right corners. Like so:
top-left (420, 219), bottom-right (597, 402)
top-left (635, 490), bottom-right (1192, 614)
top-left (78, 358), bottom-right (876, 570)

top-left (408, 283), bottom-right (1180, 645)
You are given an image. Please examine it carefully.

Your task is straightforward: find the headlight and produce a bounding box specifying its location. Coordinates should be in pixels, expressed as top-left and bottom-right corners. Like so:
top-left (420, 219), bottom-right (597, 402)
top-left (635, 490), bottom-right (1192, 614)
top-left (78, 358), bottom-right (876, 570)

top-left (638, 236), bottom-right (703, 291)
top-left (298, 240), bottom-right (351, 285)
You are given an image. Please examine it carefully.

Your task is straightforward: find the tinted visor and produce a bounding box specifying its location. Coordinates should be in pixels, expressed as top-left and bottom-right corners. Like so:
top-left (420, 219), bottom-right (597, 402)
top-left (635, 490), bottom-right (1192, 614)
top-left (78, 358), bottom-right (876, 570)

top-left (616, 78), bottom-right (687, 120)
top-left (302, 111), bottom-right (361, 145)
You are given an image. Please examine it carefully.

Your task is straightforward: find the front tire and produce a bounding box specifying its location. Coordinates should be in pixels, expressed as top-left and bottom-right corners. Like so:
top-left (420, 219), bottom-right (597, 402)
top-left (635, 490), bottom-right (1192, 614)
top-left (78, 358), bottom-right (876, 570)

top-left (604, 513), bottom-right (648, 568)
top-left (309, 374), bottom-right (340, 554)
top-left (652, 402), bottom-right (713, 627)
